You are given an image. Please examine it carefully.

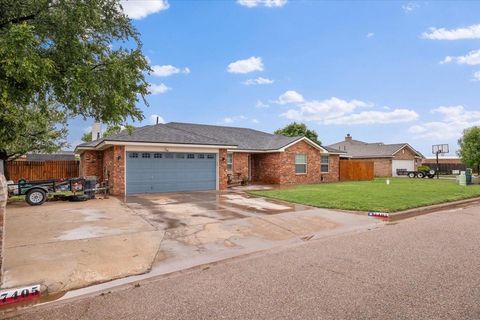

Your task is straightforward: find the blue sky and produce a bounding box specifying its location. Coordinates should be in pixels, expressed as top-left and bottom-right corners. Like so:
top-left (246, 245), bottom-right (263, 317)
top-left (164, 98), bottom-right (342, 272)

top-left (68, 0), bottom-right (480, 155)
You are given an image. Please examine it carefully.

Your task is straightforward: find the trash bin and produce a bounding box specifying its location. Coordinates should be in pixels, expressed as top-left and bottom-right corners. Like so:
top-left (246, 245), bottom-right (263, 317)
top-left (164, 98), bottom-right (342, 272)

top-left (84, 176), bottom-right (97, 199)
top-left (465, 168), bottom-right (473, 185)
top-left (458, 172), bottom-right (467, 186)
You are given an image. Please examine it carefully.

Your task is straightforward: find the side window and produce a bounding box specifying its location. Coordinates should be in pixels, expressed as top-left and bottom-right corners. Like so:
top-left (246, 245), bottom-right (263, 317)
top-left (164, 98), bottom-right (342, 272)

top-left (321, 155), bottom-right (329, 173)
top-left (295, 154), bottom-right (307, 174)
top-left (227, 153), bottom-right (233, 171)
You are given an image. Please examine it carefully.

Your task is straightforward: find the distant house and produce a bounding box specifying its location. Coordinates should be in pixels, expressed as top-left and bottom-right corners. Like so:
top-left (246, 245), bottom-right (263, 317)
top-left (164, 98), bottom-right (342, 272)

top-left (328, 134), bottom-right (424, 177)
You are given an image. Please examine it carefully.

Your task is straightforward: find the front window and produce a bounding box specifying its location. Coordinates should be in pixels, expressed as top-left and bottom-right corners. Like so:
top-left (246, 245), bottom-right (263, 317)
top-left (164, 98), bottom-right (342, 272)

top-left (321, 155), bottom-right (329, 173)
top-left (227, 153), bottom-right (233, 172)
top-left (295, 154), bottom-right (307, 174)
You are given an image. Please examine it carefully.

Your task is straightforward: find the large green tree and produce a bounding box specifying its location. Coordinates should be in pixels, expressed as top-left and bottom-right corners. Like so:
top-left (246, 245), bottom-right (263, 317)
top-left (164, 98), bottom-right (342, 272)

top-left (0, 0), bottom-right (151, 166)
top-left (274, 122), bottom-right (322, 145)
top-left (458, 126), bottom-right (480, 173)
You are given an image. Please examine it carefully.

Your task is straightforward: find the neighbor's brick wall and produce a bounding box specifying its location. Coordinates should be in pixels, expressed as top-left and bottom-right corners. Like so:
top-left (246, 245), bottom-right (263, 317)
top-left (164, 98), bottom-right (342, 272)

top-left (252, 152), bottom-right (283, 184)
top-left (219, 149), bottom-right (228, 190)
top-left (232, 153), bottom-right (250, 179)
top-left (0, 174), bottom-right (6, 282)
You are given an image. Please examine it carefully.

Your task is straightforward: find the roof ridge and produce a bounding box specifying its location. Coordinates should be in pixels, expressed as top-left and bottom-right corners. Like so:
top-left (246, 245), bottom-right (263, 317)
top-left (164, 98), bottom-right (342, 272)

top-left (168, 121), bottom-right (277, 136)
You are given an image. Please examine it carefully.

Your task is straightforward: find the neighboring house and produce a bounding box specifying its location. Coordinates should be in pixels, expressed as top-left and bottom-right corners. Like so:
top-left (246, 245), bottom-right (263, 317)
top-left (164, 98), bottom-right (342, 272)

top-left (328, 134), bottom-right (424, 177)
top-left (75, 122), bottom-right (344, 195)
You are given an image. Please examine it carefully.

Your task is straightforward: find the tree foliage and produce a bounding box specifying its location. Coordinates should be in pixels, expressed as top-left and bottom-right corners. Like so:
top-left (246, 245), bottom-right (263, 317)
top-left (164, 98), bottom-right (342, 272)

top-left (274, 122), bottom-right (322, 145)
top-left (458, 126), bottom-right (480, 171)
top-left (0, 0), bottom-right (151, 164)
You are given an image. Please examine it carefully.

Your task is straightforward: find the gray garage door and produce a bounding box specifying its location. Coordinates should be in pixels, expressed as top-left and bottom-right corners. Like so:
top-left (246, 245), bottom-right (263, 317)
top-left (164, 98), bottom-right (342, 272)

top-left (126, 152), bottom-right (217, 194)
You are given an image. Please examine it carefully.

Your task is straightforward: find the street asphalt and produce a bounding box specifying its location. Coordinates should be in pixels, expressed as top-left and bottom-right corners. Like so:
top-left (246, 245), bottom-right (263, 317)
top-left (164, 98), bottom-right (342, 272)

top-left (4, 202), bottom-right (480, 320)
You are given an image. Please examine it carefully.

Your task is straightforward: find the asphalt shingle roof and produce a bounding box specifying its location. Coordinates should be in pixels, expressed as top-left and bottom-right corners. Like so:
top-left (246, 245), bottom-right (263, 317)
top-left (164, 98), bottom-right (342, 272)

top-left (76, 122), bottom-right (344, 153)
top-left (328, 139), bottom-right (421, 158)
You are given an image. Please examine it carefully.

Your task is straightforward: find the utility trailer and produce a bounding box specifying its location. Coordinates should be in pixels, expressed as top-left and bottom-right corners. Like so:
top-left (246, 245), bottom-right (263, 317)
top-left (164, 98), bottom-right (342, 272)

top-left (7, 177), bottom-right (104, 206)
top-left (396, 169), bottom-right (436, 179)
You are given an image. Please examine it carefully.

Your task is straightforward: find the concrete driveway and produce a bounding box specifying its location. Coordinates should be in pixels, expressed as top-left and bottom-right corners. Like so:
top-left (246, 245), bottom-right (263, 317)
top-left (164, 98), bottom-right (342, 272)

top-left (2, 198), bottom-right (162, 294)
top-left (2, 190), bottom-right (379, 301)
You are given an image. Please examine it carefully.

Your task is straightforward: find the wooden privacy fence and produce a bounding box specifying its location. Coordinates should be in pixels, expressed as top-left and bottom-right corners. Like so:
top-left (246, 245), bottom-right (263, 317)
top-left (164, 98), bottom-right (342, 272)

top-left (339, 160), bottom-right (374, 181)
top-left (7, 160), bottom-right (80, 182)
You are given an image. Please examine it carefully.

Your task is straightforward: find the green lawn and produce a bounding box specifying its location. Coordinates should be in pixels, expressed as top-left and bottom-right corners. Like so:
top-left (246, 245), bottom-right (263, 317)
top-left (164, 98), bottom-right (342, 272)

top-left (250, 178), bottom-right (480, 213)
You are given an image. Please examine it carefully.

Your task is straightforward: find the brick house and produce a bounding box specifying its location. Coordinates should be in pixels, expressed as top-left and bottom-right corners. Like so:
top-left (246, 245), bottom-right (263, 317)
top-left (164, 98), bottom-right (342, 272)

top-left (75, 122), bottom-right (344, 195)
top-left (328, 134), bottom-right (424, 177)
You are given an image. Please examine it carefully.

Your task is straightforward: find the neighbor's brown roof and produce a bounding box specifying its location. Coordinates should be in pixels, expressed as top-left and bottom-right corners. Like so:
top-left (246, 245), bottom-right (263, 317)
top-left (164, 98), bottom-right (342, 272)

top-left (328, 140), bottom-right (423, 158)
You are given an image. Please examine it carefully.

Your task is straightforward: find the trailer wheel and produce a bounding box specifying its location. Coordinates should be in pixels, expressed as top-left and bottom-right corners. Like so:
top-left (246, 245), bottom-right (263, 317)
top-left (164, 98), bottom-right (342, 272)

top-left (417, 172), bottom-right (425, 178)
top-left (26, 189), bottom-right (47, 206)
top-left (408, 172), bottom-right (416, 178)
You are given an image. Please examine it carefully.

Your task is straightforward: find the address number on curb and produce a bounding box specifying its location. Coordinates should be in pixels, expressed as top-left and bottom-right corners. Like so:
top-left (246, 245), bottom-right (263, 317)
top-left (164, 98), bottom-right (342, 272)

top-left (0, 285), bottom-right (41, 306)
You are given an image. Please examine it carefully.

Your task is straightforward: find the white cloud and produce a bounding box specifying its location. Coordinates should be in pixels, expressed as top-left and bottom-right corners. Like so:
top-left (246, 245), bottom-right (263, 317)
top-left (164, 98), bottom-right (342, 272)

top-left (227, 56), bottom-right (264, 74)
top-left (276, 91), bottom-right (417, 126)
top-left (256, 100), bottom-right (270, 108)
top-left (276, 90), bottom-right (304, 104)
top-left (473, 71), bottom-right (480, 81)
top-left (252, 119), bottom-right (260, 124)
top-left (120, 0), bottom-right (169, 20)
top-left (366, 32), bottom-right (375, 38)
top-left (441, 49), bottom-right (480, 65)
top-left (237, 0), bottom-right (287, 8)
top-left (222, 115), bottom-right (247, 124)
top-left (149, 114), bottom-right (166, 125)
top-left (324, 109), bottom-right (419, 125)
top-left (149, 83), bottom-right (171, 95)
top-left (242, 77), bottom-right (274, 85)
top-left (408, 105), bottom-right (480, 140)
top-left (402, 2), bottom-right (419, 13)
top-left (422, 24), bottom-right (480, 40)
top-left (151, 65), bottom-right (190, 77)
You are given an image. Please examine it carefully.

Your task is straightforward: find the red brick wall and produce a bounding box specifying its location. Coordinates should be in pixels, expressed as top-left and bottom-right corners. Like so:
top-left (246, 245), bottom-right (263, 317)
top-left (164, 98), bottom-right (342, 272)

top-left (219, 149), bottom-right (228, 190)
top-left (79, 150), bottom-right (103, 180)
top-left (101, 146), bottom-right (125, 196)
top-left (252, 152), bottom-right (283, 184)
top-left (250, 141), bottom-right (340, 185)
top-left (232, 153), bottom-right (250, 179)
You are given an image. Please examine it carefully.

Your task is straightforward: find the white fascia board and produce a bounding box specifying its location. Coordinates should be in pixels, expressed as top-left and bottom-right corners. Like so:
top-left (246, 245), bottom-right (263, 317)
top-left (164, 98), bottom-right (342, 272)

top-left (279, 137), bottom-right (329, 153)
top-left (96, 141), bottom-right (237, 150)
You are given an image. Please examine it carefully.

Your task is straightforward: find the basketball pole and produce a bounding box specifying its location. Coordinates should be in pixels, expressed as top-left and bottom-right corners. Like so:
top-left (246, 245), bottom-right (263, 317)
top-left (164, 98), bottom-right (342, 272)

top-left (436, 150), bottom-right (440, 179)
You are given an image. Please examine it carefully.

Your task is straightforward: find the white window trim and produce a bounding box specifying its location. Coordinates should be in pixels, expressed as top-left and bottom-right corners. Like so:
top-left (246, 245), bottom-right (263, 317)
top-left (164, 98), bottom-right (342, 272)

top-left (227, 152), bottom-right (234, 172)
top-left (295, 153), bottom-right (308, 175)
top-left (321, 155), bottom-right (329, 173)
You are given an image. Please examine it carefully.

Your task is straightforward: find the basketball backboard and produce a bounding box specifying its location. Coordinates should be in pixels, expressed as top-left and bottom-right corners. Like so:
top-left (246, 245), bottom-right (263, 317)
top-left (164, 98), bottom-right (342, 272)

top-left (432, 144), bottom-right (449, 154)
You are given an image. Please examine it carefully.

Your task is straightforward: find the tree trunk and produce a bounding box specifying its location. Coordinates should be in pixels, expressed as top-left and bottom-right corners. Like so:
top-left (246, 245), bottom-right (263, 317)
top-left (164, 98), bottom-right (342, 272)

top-left (0, 151), bottom-right (8, 181)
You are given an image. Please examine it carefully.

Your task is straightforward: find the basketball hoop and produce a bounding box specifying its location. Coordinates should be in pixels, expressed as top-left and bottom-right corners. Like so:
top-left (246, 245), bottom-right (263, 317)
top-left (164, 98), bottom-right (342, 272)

top-left (432, 144), bottom-right (449, 179)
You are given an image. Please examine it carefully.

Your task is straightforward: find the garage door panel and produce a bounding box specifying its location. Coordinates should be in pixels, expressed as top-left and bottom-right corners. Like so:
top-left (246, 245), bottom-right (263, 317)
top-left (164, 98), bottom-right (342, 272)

top-left (126, 152), bottom-right (217, 194)
top-left (392, 160), bottom-right (415, 177)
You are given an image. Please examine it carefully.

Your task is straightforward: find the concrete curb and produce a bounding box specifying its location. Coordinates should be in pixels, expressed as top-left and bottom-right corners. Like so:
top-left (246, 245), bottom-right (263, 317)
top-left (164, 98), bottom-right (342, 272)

top-left (388, 197), bottom-right (480, 222)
